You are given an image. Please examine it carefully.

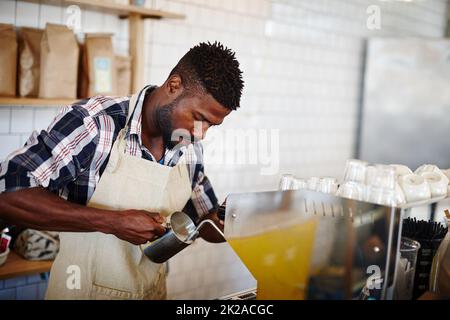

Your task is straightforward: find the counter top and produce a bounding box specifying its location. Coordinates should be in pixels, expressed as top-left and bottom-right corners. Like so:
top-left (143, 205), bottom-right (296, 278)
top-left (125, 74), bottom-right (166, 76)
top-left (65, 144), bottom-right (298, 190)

top-left (0, 251), bottom-right (53, 280)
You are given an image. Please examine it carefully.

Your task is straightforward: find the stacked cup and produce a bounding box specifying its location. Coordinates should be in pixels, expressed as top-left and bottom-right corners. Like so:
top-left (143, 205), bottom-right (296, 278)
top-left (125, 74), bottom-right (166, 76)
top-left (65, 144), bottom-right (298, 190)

top-left (443, 169), bottom-right (450, 196)
top-left (279, 174), bottom-right (295, 191)
top-left (389, 164), bottom-right (411, 205)
top-left (365, 165), bottom-right (398, 206)
top-left (278, 174), bottom-right (337, 195)
top-left (316, 177), bottom-right (339, 194)
top-left (279, 174), bottom-right (307, 191)
top-left (335, 159), bottom-right (368, 201)
top-left (278, 162), bottom-right (449, 205)
top-left (415, 165), bottom-right (449, 198)
top-left (395, 164), bottom-right (448, 203)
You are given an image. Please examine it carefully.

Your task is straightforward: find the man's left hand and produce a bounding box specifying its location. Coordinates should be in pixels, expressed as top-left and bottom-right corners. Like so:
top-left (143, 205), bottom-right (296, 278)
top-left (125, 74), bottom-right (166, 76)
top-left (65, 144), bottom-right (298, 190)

top-left (198, 210), bottom-right (226, 243)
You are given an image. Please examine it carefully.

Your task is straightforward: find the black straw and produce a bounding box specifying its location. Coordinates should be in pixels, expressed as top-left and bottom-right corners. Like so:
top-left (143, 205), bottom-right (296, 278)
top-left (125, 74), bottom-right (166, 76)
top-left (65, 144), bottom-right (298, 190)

top-left (402, 217), bottom-right (448, 240)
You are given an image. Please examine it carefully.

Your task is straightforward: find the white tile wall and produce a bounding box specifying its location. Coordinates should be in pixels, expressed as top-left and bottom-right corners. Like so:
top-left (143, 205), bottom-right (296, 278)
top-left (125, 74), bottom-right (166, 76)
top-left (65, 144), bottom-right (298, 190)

top-left (15, 1), bottom-right (39, 28)
top-left (11, 108), bottom-right (33, 134)
top-left (0, 109), bottom-right (11, 134)
top-left (0, 135), bottom-right (21, 160)
top-left (0, 0), bottom-right (448, 300)
top-left (38, 3), bottom-right (63, 29)
top-left (33, 108), bottom-right (58, 131)
top-left (0, 106), bottom-right (60, 161)
top-left (0, 0), bottom-right (16, 25)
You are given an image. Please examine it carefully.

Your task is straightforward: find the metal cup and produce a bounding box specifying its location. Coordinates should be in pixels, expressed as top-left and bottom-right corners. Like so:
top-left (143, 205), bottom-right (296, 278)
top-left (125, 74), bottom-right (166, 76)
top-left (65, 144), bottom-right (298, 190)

top-left (143, 211), bottom-right (224, 263)
top-left (143, 211), bottom-right (198, 264)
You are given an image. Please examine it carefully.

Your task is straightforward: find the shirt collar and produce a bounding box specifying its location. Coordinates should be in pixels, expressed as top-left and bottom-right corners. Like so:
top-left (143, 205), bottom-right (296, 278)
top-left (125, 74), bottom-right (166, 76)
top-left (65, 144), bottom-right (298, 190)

top-left (128, 85), bottom-right (156, 142)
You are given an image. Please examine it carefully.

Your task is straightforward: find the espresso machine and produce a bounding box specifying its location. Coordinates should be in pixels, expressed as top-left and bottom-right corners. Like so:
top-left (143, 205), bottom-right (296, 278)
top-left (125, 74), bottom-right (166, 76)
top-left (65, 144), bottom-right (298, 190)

top-left (221, 189), bottom-right (448, 300)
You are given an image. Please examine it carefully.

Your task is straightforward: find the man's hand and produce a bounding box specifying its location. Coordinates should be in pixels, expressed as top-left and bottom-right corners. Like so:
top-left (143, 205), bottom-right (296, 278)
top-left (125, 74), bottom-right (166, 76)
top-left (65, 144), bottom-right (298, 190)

top-left (199, 210), bottom-right (226, 243)
top-left (0, 187), bottom-right (168, 246)
top-left (112, 210), bottom-right (167, 245)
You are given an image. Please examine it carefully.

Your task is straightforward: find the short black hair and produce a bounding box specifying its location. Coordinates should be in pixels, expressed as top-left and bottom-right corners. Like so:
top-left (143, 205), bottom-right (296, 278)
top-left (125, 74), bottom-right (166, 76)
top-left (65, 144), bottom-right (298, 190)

top-left (169, 41), bottom-right (244, 110)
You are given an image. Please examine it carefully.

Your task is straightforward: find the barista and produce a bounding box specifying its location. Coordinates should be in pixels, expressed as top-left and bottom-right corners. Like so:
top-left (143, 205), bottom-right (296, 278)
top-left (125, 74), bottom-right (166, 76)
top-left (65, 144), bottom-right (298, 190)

top-left (0, 42), bottom-right (244, 299)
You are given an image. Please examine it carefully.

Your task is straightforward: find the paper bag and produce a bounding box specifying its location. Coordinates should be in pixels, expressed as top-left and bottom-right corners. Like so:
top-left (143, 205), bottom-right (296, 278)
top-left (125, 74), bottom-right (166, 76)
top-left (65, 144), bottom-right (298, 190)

top-left (39, 23), bottom-right (79, 99)
top-left (0, 23), bottom-right (18, 96)
top-left (18, 27), bottom-right (43, 97)
top-left (79, 33), bottom-right (116, 98)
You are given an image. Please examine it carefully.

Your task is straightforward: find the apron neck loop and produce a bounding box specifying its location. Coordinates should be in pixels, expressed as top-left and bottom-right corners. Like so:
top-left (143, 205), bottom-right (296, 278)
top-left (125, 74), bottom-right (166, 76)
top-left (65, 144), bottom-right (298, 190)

top-left (116, 85), bottom-right (153, 155)
top-left (126, 85), bottom-right (153, 128)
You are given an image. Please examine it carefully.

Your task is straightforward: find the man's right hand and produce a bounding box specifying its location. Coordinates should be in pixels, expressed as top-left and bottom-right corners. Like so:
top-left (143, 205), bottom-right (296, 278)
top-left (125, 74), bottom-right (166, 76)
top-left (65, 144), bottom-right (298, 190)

top-left (112, 210), bottom-right (167, 245)
top-left (0, 187), bottom-right (168, 246)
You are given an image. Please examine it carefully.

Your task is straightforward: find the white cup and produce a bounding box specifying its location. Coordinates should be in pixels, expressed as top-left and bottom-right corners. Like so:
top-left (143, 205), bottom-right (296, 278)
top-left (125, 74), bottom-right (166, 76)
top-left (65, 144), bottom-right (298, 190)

top-left (279, 174), bottom-right (294, 191)
top-left (366, 186), bottom-right (397, 206)
top-left (443, 169), bottom-right (450, 180)
top-left (443, 169), bottom-right (450, 196)
top-left (420, 172), bottom-right (448, 198)
top-left (390, 164), bottom-right (413, 177)
top-left (307, 177), bottom-right (320, 191)
top-left (366, 164), bottom-right (396, 189)
top-left (343, 159), bottom-right (368, 183)
top-left (336, 181), bottom-right (365, 201)
top-left (415, 164), bottom-right (442, 176)
top-left (399, 174), bottom-right (432, 202)
top-left (394, 182), bottom-right (406, 205)
top-left (365, 164), bottom-right (398, 206)
top-left (279, 175), bottom-right (308, 191)
top-left (293, 178), bottom-right (307, 190)
top-left (414, 164), bottom-right (448, 198)
top-left (370, 182), bottom-right (406, 206)
top-left (317, 177), bottom-right (338, 194)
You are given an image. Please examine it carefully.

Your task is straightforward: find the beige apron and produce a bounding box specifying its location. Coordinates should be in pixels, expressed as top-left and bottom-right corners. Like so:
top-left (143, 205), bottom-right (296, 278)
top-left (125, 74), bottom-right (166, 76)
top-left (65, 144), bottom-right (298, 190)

top-left (45, 93), bottom-right (192, 300)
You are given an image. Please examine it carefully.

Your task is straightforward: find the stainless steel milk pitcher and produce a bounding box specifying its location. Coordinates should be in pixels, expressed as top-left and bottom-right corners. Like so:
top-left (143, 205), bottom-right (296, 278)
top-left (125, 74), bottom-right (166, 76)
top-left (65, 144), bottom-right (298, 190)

top-left (143, 211), bottom-right (224, 263)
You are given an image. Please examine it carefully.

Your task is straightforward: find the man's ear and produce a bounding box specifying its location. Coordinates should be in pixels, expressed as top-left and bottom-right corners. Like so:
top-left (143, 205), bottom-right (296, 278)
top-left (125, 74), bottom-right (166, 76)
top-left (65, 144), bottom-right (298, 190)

top-left (166, 74), bottom-right (183, 96)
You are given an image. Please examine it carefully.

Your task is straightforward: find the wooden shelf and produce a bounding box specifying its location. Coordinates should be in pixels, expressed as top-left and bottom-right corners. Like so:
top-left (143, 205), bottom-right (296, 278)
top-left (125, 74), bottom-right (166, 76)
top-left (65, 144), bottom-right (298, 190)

top-left (0, 97), bottom-right (76, 107)
top-left (11, 0), bottom-right (185, 99)
top-left (0, 251), bottom-right (53, 280)
top-left (21, 0), bottom-right (185, 20)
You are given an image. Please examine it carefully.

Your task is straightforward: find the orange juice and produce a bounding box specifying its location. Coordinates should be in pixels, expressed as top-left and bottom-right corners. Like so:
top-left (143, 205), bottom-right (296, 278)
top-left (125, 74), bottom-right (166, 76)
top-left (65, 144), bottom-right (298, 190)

top-left (228, 219), bottom-right (318, 300)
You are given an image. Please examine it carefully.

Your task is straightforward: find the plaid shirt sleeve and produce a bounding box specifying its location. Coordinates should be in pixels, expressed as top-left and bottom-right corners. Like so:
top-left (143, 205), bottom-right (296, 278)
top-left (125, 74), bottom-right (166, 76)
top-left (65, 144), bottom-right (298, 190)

top-left (183, 143), bottom-right (219, 223)
top-left (0, 103), bottom-right (99, 195)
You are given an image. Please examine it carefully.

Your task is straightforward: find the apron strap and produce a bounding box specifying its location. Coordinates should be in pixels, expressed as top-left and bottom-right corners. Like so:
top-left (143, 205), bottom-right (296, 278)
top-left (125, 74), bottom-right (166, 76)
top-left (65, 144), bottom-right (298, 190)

top-left (125, 85), bottom-right (153, 130)
top-left (117, 85), bottom-right (153, 154)
top-left (107, 86), bottom-right (152, 172)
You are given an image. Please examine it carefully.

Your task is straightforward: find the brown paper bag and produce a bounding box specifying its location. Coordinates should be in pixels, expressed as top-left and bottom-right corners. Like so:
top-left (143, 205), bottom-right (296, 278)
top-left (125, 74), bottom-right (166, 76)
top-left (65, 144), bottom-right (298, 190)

top-left (0, 23), bottom-right (18, 96)
top-left (79, 33), bottom-right (116, 98)
top-left (18, 27), bottom-right (43, 97)
top-left (115, 55), bottom-right (132, 96)
top-left (39, 23), bottom-right (79, 99)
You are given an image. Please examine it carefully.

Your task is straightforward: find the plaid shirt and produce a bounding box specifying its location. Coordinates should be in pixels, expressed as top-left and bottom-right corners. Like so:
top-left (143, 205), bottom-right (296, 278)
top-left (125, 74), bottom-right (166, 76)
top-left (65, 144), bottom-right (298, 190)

top-left (0, 85), bottom-right (218, 222)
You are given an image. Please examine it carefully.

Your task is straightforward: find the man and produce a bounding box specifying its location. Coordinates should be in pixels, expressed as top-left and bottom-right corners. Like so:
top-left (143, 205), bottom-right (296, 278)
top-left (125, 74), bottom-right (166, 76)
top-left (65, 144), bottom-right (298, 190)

top-left (0, 42), bottom-right (244, 299)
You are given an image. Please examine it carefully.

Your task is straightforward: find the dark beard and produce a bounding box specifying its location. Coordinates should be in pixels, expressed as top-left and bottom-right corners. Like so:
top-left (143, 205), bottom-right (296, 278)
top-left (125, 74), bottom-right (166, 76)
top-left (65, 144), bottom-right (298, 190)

top-left (155, 98), bottom-right (192, 150)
